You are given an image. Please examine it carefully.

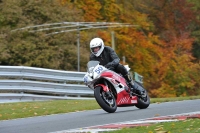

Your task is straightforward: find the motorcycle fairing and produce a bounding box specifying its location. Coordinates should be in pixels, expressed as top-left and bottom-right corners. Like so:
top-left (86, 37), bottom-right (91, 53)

top-left (100, 71), bottom-right (127, 87)
top-left (100, 71), bottom-right (128, 93)
top-left (95, 82), bottom-right (137, 106)
top-left (116, 91), bottom-right (137, 106)
top-left (95, 84), bottom-right (109, 92)
top-left (99, 71), bottom-right (138, 106)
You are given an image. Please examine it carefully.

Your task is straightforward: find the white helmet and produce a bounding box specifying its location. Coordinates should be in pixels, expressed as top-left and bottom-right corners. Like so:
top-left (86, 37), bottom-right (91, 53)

top-left (90, 38), bottom-right (105, 57)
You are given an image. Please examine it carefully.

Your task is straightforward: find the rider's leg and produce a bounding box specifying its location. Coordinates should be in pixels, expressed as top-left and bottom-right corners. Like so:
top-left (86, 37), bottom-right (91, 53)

top-left (115, 64), bottom-right (134, 90)
top-left (115, 64), bottom-right (144, 95)
top-left (124, 73), bottom-right (145, 96)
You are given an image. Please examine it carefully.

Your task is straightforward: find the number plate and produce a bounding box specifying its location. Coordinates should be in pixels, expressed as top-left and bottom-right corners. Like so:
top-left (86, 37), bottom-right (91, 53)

top-left (94, 66), bottom-right (103, 74)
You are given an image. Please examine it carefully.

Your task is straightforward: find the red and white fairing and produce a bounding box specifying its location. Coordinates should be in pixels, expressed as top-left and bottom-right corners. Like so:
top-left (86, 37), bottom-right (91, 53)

top-left (84, 62), bottom-right (137, 107)
top-left (99, 71), bottom-right (137, 106)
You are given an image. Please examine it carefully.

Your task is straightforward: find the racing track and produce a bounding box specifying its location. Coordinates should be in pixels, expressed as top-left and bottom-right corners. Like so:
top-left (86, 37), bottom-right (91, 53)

top-left (0, 99), bottom-right (200, 133)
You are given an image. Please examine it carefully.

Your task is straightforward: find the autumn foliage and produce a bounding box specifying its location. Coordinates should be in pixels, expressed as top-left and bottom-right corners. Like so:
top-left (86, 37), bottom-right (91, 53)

top-left (0, 0), bottom-right (200, 97)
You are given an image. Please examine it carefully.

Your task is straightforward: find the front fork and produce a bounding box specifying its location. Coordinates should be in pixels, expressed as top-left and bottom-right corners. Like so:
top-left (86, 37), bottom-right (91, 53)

top-left (95, 81), bottom-right (112, 98)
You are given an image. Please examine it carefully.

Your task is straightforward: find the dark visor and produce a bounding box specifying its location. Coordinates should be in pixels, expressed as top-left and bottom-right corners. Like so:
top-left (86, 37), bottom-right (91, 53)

top-left (91, 46), bottom-right (100, 52)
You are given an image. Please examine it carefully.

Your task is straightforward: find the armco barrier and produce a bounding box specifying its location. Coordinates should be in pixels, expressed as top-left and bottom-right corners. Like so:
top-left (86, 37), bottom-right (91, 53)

top-left (0, 66), bottom-right (94, 103)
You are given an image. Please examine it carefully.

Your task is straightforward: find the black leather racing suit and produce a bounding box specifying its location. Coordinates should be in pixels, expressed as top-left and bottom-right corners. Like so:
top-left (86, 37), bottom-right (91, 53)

top-left (89, 46), bottom-right (128, 76)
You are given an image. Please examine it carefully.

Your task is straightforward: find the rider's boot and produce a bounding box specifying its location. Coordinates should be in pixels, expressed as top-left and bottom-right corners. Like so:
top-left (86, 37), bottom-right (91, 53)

top-left (124, 73), bottom-right (145, 96)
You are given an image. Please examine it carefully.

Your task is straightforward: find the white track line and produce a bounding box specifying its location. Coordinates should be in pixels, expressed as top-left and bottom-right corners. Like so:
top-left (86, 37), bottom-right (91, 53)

top-left (50, 128), bottom-right (118, 133)
top-left (49, 111), bottom-right (200, 133)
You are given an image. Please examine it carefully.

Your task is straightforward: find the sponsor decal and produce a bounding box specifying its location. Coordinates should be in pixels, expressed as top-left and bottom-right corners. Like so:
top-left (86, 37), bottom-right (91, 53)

top-left (111, 79), bottom-right (117, 84)
top-left (112, 74), bottom-right (120, 81)
top-left (131, 100), bottom-right (137, 103)
top-left (118, 97), bottom-right (130, 104)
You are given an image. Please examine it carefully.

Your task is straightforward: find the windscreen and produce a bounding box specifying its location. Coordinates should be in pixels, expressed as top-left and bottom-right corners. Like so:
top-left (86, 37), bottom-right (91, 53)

top-left (87, 61), bottom-right (99, 72)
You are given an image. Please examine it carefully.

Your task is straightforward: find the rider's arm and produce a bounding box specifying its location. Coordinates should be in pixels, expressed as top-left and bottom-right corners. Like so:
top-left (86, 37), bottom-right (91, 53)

top-left (105, 47), bottom-right (120, 68)
top-left (89, 53), bottom-right (96, 61)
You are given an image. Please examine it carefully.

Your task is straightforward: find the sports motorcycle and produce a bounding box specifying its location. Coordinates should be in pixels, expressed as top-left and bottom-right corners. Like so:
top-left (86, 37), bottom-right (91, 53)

top-left (83, 61), bottom-right (150, 113)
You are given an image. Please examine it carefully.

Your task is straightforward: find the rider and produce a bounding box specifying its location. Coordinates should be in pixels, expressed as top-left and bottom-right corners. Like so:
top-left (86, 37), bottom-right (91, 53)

top-left (89, 37), bottom-right (144, 96)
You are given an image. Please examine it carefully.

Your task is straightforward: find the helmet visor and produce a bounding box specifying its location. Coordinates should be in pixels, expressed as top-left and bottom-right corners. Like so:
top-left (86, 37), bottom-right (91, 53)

top-left (91, 46), bottom-right (101, 53)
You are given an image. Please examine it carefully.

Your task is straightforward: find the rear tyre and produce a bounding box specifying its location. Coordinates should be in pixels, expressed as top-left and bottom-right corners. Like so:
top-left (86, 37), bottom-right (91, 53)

top-left (94, 86), bottom-right (117, 113)
top-left (135, 90), bottom-right (150, 109)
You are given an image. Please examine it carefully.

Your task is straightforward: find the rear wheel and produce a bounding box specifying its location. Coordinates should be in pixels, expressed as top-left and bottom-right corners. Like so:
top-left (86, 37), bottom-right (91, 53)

top-left (94, 86), bottom-right (117, 113)
top-left (135, 90), bottom-right (150, 109)
top-left (132, 81), bottom-right (150, 109)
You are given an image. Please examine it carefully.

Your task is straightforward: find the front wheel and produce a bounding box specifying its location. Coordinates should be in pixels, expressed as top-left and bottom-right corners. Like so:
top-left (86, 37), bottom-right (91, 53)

top-left (94, 86), bottom-right (117, 113)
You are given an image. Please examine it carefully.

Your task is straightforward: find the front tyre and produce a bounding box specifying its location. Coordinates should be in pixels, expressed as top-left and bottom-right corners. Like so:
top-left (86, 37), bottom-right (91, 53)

top-left (94, 86), bottom-right (117, 113)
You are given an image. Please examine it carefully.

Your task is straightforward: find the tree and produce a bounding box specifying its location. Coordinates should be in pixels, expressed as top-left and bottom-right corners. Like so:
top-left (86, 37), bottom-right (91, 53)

top-left (1, 0), bottom-right (199, 97)
top-left (0, 0), bottom-right (89, 71)
top-left (187, 0), bottom-right (200, 62)
top-left (133, 0), bottom-right (199, 96)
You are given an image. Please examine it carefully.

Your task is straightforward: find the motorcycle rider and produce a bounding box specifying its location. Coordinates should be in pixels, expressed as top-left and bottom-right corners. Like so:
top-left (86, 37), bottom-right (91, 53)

top-left (89, 37), bottom-right (144, 96)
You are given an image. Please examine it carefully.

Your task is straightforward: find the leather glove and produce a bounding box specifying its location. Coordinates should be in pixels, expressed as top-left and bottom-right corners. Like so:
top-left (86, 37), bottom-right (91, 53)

top-left (107, 67), bottom-right (115, 70)
top-left (104, 65), bottom-right (114, 70)
top-left (104, 63), bottom-right (113, 68)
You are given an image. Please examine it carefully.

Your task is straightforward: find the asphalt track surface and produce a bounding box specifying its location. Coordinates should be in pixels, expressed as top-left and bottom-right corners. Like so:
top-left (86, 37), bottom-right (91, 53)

top-left (0, 99), bottom-right (200, 133)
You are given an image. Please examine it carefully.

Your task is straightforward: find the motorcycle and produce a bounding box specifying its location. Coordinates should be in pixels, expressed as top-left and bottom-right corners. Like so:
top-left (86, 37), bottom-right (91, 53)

top-left (83, 61), bottom-right (150, 113)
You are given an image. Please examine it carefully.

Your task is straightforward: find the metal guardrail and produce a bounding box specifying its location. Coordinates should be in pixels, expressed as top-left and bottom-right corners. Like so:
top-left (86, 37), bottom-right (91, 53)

top-left (0, 66), bottom-right (94, 103)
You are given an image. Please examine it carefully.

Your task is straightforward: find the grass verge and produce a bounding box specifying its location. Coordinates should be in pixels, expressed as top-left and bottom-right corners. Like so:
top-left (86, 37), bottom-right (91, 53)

top-left (108, 118), bottom-right (200, 133)
top-left (0, 95), bottom-right (200, 121)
